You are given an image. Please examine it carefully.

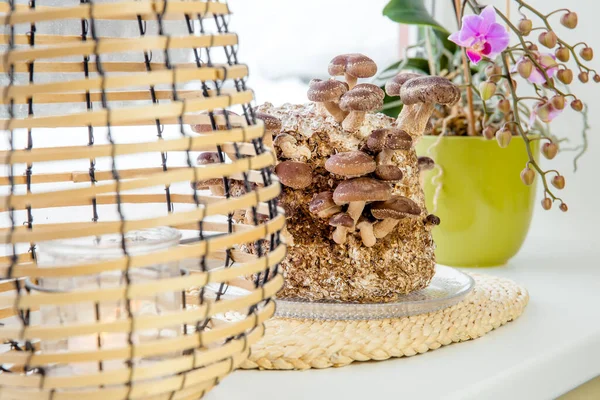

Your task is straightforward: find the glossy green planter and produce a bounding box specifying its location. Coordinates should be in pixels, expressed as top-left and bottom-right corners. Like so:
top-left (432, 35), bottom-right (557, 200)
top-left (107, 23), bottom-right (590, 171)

top-left (416, 136), bottom-right (539, 267)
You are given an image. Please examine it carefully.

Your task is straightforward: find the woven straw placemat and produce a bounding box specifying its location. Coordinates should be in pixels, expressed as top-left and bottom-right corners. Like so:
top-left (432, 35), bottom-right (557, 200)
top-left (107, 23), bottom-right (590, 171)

top-left (241, 273), bottom-right (528, 370)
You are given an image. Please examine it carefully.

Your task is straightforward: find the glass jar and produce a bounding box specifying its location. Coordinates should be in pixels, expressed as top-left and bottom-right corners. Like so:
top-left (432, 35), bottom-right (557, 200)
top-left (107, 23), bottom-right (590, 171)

top-left (35, 227), bottom-right (183, 377)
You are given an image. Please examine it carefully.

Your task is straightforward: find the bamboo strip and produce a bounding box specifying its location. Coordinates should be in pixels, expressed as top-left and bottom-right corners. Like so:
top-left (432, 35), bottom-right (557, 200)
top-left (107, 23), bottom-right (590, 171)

top-left (0, 123), bottom-right (262, 165)
top-left (0, 1), bottom-right (230, 25)
top-left (1, 90), bottom-right (253, 130)
top-left (1, 151), bottom-right (275, 212)
top-left (1, 64), bottom-right (248, 101)
top-left (0, 61), bottom-right (205, 74)
top-left (4, 33), bottom-right (237, 64)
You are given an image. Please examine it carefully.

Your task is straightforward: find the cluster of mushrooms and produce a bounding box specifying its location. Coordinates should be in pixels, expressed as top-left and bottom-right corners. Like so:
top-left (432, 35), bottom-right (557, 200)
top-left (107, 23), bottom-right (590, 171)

top-left (271, 54), bottom-right (460, 248)
top-left (190, 54), bottom-right (460, 248)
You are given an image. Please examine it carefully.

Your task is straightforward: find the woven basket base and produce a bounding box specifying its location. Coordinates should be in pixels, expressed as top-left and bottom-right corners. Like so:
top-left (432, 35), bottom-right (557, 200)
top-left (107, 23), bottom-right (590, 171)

top-left (241, 273), bottom-right (528, 370)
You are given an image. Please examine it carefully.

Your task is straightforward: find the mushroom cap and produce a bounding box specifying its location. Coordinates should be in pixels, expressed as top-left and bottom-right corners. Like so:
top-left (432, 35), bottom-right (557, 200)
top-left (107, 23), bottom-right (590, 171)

top-left (333, 177), bottom-right (392, 205)
top-left (325, 151), bottom-right (376, 177)
top-left (328, 54), bottom-right (377, 79)
top-left (254, 112), bottom-right (282, 131)
top-left (400, 76), bottom-right (461, 106)
top-left (367, 128), bottom-right (413, 152)
top-left (385, 72), bottom-right (422, 97)
top-left (425, 214), bottom-right (441, 225)
top-left (375, 165), bottom-right (404, 181)
top-left (328, 212), bottom-right (354, 228)
top-left (339, 84), bottom-right (385, 112)
top-left (274, 133), bottom-right (297, 146)
top-left (275, 161), bottom-right (313, 189)
top-left (371, 195), bottom-right (421, 220)
top-left (191, 110), bottom-right (241, 133)
top-left (196, 152), bottom-right (222, 186)
top-left (309, 191), bottom-right (336, 214)
top-left (197, 152), bottom-right (220, 165)
top-left (307, 79), bottom-right (349, 102)
top-left (417, 156), bottom-right (435, 171)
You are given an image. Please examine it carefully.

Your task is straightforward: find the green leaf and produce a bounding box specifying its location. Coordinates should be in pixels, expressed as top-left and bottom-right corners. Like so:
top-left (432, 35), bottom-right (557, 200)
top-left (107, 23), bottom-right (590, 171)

top-left (383, 0), bottom-right (446, 31)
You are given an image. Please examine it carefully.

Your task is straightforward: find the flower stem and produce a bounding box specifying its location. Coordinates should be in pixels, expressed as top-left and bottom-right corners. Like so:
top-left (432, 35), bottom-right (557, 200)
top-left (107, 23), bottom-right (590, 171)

top-left (454, 0), bottom-right (477, 136)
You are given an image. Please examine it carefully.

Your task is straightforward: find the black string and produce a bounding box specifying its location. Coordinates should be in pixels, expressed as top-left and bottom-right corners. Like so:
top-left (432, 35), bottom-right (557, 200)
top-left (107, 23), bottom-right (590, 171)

top-left (89, 1), bottom-right (135, 394)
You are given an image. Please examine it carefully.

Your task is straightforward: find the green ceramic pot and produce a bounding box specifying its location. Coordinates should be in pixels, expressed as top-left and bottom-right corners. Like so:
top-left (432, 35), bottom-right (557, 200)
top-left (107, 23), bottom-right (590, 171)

top-left (415, 135), bottom-right (539, 267)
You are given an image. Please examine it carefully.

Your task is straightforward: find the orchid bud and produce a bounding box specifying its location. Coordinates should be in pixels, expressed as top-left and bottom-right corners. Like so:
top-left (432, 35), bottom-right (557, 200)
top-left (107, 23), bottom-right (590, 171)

top-left (541, 198), bottom-right (552, 210)
top-left (483, 126), bottom-right (496, 140)
top-left (555, 47), bottom-right (570, 62)
top-left (561, 12), bottom-right (578, 29)
top-left (559, 203), bottom-right (568, 212)
top-left (517, 59), bottom-right (533, 79)
top-left (578, 71), bottom-right (589, 83)
top-left (497, 99), bottom-right (511, 114)
top-left (527, 43), bottom-right (539, 52)
top-left (557, 69), bottom-right (574, 84)
top-left (539, 31), bottom-right (557, 48)
top-left (485, 64), bottom-right (503, 83)
top-left (520, 167), bottom-right (536, 186)
top-left (542, 142), bottom-right (559, 159)
top-left (571, 99), bottom-right (584, 111)
top-left (550, 95), bottom-right (565, 110)
top-left (518, 19), bottom-right (533, 36)
top-left (580, 47), bottom-right (594, 61)
top-left (496, 128), bottom-right (512, 148)
top-left (552, 175), bottom-right (565, 189)
top-left (479, 81), bottom-right (496, 101)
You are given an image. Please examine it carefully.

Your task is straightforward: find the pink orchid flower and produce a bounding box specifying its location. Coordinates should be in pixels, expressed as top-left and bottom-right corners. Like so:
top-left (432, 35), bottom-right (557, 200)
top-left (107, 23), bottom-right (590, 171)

top-left (448, 5), bottom-right (510, 64)
top-left (529, 101), bottom-right (562, 127)
top-left (515, 53), bottom-right (559, 84)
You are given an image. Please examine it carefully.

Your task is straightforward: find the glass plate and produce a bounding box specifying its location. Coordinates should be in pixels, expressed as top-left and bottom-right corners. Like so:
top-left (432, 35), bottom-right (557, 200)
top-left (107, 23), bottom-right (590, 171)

top-left (274, 266), bottom-right (474, 320)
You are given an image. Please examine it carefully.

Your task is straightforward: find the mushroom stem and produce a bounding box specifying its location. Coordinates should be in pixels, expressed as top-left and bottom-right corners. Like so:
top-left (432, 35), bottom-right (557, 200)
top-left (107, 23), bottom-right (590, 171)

top-left (357, 221), bottom-right (377, 247)
top-left (279, 141), bottom-right (311, 160)
top-left (262, 130), bottom-right (274, 150)
top-left (209, 184), bottom-right (225, 197)
top-left (373, 218), bottom-right (400, 239)
top-left (346, 201), bottom-right (366, 224)
top-left (396, 103), bottom-right (436, 139)
top-left (323, 101), bottom-right (349, 123)
top-left (375, 149), bottom-right (395, 165)
top-left (318, 205), bottom-right (342, 219)
top-left (332, 226), bottom-right (350, 244)
top-left (344, 73), bottom-right (358, 89)
top-left (342, 111), bottom-right (366, 132)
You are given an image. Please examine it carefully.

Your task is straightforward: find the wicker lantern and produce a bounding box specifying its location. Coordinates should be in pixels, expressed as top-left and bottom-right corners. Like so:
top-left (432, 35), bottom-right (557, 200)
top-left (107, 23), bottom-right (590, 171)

top-left (0, 1), bottom-right (284, 398)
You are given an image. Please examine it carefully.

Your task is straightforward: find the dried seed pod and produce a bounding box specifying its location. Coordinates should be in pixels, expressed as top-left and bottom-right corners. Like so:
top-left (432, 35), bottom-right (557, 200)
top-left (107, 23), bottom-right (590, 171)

top-left (552, 175), bottom-right (565, 190)
top-left (518, 18), bottom-right (533, 35)
top-left (541, 198), bottom-right (552, 210)
top-left (560, 12), bottom-right (578, 29)
top-left (555, 47), bottom-right (570, 62)
top-left (542, 142), bottom-right (559, 160)
top-left (557, 69), bottom-right (573, 84)
top-left (520, 167), bottom-right (535, 186)
top-left (580, 47), bottom-right (594, 61)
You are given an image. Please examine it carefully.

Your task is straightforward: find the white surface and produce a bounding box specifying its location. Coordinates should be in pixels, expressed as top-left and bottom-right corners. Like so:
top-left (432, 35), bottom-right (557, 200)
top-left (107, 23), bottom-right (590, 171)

top-left (206, 233), bottom-right (600, 400)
